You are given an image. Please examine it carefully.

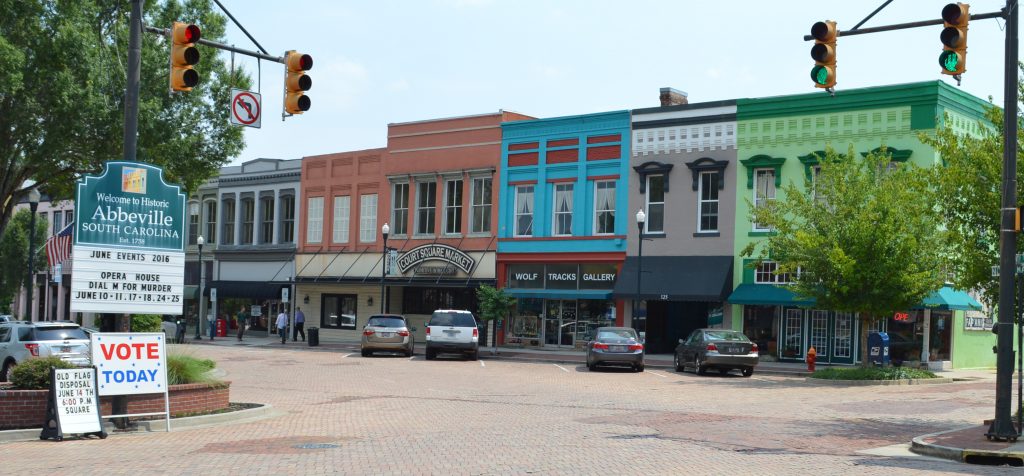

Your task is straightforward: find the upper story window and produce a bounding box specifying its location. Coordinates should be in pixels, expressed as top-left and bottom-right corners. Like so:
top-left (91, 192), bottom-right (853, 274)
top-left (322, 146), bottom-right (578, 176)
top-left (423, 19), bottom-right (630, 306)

top-left (514, 184), bottom-right (534, 237)
top-left (391, 183), bottom-right (409, 236)
top-left (221, 198), bottom-right (235, 245)
top-left (415, 181), bottom-right (437, 235)
top-left (811, 165), bottom-right (824, 202)
top-left (52, 209), bottom-right (64, 236)
top-left (470, 177), bottom-right (492, 234)
top-left (187, 202), bottom-right (199, 245)
top-left (754, 260), bottom-right (796, 284)
top-left (594, 180), bottom-right (616, 235)
top-left (359, 194), bottom-right (378, 242)
top-left (645, 175), bottom-right (664, 234)
top-left (279, 195), bottom-right (295, 243)
top-left (240, 198), bottom-right (255, 245)
top-left (332, 196), bottom-right (350, 244)
top-left (260, 196), bottom-right (275, 244)
top-left (205, 201), bottom-right (217, 245)
top-left (306, 196), bottom-right (324, 244)
top-left (444, 179), bottom-right (463, 235)
top-left (753, 168), bottom-right (776, 231)
top-left (552, 183), bottom-right (573, 236)
top-left (698, 171), bottom-right (719, 232)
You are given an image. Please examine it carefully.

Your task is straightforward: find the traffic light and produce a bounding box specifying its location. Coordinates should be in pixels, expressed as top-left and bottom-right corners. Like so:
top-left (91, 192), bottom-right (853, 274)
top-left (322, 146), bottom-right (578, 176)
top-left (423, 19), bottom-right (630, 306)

top-left (939, 3), bottom-right (969, 76)
top-left (810, 20), bottom-right (837, 89)
top-left (169, 22), bottom-right (201, 91)
top-left (285, 51), bottom-right (313, 114)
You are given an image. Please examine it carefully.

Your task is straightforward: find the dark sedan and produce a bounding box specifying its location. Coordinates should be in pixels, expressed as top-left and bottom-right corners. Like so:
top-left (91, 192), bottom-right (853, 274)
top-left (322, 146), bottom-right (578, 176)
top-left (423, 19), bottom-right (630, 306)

top-left (674, 329), bottom-right (758, 377)
top-left (586, 327), bottom-right (644, 372)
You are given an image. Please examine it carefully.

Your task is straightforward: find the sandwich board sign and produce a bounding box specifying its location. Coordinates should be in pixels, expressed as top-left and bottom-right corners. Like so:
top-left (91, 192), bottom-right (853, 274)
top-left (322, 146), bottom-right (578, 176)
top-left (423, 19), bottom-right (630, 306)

top-left (71, 162), bottom-right (186, 315)
top-left (40, 367), bottom-right (106, 441)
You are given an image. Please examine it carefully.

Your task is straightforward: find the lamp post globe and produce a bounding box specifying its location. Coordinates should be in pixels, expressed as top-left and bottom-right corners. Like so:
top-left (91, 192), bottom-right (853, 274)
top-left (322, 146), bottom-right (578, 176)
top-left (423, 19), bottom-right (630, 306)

top-left (381, 223), bottom-right (390, 314)
top-left (195, 235), bottom-right (205, 339)
top-left (634, 208), bottom-right (646, 335)
top-left (26, 189), bottom-right (41, 321)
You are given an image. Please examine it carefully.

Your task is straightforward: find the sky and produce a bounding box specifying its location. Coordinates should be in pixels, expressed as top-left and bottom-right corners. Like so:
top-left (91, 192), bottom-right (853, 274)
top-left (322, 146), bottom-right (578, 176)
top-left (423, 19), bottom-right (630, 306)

top-left (215, 0), bottom-right (1014, 165)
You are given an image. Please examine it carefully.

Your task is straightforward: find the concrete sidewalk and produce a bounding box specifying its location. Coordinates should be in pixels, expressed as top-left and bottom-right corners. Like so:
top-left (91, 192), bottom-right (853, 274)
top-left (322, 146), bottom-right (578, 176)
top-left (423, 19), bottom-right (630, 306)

top-left (911, 424), bottom-right (1024, 466)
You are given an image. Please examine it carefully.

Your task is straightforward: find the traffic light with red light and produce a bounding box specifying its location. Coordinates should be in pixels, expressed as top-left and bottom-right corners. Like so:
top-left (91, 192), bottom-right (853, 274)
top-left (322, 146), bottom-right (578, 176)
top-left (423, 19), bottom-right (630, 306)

top-left (939, 3), bottom-right (969, 76)
top-left (285, 51), bottom-right (312, 114)
top-left (810, 20), bottom-right (837, 89)
top-left (170, 22), bottom-right (201, 91)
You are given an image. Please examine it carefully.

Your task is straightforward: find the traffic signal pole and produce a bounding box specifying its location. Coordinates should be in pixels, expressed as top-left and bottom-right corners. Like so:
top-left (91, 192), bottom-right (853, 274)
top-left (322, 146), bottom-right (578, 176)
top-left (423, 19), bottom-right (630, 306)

top-left (805, 1), bottom-right (1019, 440)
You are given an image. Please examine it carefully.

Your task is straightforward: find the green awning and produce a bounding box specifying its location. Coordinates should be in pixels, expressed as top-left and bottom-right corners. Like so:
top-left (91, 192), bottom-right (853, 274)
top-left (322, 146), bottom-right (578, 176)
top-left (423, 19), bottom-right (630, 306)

top-left (919, 285), bottom-right (982, 311)
top-left (727, 284), bottom-right (814, 306)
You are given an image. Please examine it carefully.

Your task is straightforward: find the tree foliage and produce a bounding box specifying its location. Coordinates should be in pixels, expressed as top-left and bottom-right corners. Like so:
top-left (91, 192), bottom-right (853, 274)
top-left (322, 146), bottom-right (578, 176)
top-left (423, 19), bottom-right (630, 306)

top-left (475, 284), bottom-right (516, 323)
top-left (919, 77), bottom-right (1022, 305)
top-left (0, 209), bottom-right (48, 313)
top-left (0, 0), bottom-right (250, 241)
top-left (742, 148), bottom-right (948, 365)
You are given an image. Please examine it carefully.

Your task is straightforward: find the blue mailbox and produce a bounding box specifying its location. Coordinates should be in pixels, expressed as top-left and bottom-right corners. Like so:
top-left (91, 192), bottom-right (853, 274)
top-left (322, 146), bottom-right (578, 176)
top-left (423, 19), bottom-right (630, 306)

top-left (867, 331), bottom-right (890, 366)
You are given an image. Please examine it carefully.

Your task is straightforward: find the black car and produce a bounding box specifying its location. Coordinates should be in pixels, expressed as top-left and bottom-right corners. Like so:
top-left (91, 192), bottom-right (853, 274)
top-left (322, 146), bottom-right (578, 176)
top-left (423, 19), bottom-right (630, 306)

top-left (586, 327), bottom-right (644, 372)
top-left (674, 329), bottom-right (758, 377)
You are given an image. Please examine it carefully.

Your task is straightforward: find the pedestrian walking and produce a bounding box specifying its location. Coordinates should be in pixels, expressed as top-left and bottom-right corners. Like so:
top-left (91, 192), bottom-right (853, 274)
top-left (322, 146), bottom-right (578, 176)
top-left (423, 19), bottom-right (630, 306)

top-left (276, 307), bottom-right (288, 344)
top-left (293, 307), bottom-right (306, 342)
top-left (236, 306), bottom-right (248, 341)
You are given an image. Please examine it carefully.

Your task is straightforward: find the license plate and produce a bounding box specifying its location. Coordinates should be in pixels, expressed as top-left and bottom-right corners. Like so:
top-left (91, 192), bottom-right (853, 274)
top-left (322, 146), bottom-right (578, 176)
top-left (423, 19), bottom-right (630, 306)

top-left (730, 347), bottom-right (741, 353)
top-left (611, 345), bottom-right (626, 352)
top-left (61, 346), bottom-right (70, 353)
top-left (444, 330), bottom-right (459, 335)
top-left (380, 332), bottom-right (393, 338)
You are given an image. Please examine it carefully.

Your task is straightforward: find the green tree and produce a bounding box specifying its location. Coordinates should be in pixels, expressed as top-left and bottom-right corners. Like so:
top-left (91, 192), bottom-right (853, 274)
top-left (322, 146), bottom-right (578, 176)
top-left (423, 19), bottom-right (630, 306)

top-left (919, 82), bottom-right (1022, 305)
top-left (0, 0), bottom-right (250, 240)
top-left (742, 148), bottom-right (948, 366)
top-left (0, 209), bottom-right (48, 313)
top-left (475, 284), bottom-right (516, 355)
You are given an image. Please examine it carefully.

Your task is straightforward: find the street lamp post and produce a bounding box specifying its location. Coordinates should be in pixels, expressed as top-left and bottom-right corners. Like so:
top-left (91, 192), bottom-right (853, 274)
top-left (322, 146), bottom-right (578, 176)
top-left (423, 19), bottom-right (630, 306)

top-left (635, 209), bottom-right (646, 336)
top-left (26, 188), bottom-right (41, 321)
top-left (195, 235), bottom-right (205, 340)
top-left (381, 223), bottom-right (390, 314)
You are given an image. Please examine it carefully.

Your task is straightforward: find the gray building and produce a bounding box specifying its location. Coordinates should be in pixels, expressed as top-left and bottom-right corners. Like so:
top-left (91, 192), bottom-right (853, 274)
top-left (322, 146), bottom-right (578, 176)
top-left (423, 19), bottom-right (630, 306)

top-left (613, 89), bottom-right (738, 353)
top-left (185, 158), bottom-right (300, 333)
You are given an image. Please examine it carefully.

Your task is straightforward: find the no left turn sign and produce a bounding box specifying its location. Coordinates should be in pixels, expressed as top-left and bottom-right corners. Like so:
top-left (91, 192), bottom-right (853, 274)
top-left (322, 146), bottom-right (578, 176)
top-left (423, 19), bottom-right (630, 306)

top-left (230, 89), bottom-right (261, 128)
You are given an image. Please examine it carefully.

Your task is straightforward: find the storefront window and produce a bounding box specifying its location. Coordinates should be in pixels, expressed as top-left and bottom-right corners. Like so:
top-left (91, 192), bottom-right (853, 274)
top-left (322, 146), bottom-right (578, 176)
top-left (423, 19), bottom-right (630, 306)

top-left (322, 294), bottom-right (357, 329)
top-left (929, 310), bottom-right (952, 361)
top-left (743, 305), bottom-right (777, 355)
top-left (887, 310), bottom-right (923, 363)
top-left (507, 298), bottom-right (542, 346)
top-left (402, 287), bottom-right (476, 315)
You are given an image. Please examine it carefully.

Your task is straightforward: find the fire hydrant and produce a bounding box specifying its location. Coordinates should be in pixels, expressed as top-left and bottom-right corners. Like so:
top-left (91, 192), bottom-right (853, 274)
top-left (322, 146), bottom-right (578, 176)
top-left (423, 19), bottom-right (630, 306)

top-left (807, 346), bottom-right (817, 372)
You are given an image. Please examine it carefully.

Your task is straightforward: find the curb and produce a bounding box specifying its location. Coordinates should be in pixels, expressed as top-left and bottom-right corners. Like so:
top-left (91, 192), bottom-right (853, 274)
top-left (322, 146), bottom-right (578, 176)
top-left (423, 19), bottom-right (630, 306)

top-left (0, 403), bottom-right (279, 444)
top-left (910, 426), bottom-right (1024, 465)
top-left (805, 377), bottom-right (955, 386)
top-left (487, 355), bottom-right (810, 377)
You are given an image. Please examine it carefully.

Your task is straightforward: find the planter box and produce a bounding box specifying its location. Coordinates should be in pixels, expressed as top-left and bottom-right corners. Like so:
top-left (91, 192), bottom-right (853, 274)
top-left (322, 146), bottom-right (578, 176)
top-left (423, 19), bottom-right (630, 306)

top-left (0, 382), bottom-right (230, 430)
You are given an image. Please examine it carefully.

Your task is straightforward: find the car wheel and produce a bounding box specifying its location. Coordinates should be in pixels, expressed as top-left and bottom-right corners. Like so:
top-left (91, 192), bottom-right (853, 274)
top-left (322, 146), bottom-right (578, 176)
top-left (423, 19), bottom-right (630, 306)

top-left (588, 361), bottom-right (597, 371)
top-left (635, 363), bottom-right (645, 372)
top-left (361, 349), bottom-right (371, 357)
top-left (673, 353), bottom-right (684, 372)
top-left (1, 360), bottom-right (15, 382)
top-left (742, 367), bottom-right (754, 377)
top-left (695, 356), bottom-right (707, 375)
top-left (425, 348), bottom-right (436, 360)
top-left (468, 350), bottom-right (478, 361)
top-left (406, 345), bottom-right (414, 358)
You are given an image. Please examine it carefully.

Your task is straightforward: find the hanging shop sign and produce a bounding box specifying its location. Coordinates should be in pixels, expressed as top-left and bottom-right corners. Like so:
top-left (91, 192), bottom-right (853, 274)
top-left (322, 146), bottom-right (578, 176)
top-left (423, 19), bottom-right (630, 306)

top-left (507, 263), bottom-right (618, 290)
top-left (71, 162), bottom-right (186, 315)
top-left (397, 244), bottom-right (475, 274)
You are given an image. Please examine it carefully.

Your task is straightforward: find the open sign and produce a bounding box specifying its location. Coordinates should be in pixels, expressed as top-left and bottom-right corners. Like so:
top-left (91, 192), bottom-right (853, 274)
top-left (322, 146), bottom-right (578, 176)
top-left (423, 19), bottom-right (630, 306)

top-left (893, 312), bottom-right (910, 322)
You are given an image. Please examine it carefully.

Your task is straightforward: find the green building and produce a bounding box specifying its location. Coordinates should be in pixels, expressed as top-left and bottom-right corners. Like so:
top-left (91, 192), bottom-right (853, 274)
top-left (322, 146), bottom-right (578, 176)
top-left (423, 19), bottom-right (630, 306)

top-left (727, 81), bottom-right (993, 370)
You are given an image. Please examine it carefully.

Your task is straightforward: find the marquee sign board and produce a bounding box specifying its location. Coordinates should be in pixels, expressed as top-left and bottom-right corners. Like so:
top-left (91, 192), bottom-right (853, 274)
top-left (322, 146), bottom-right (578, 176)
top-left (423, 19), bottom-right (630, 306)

top-left (71, 162), bottom-right (186, 314)
top-left (397, 244), bottom-right (475, 274)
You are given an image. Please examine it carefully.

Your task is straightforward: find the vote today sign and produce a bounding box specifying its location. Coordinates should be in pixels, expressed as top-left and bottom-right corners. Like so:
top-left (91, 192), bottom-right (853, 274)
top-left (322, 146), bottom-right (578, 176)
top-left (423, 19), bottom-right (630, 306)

top-left (91, 333), bottom-right (168, 396)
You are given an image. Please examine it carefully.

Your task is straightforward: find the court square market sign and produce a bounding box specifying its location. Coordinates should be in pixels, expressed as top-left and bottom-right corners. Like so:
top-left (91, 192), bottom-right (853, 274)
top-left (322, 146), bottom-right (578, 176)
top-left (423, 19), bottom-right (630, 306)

top-left (71, 162), bottom-right (186, 315)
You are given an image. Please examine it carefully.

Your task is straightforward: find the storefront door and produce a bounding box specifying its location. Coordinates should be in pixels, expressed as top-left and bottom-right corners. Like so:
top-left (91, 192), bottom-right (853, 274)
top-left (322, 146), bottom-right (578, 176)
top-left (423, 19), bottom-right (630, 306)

top-left (831, 312), bottom-right (855, 364)
top-left (544, 300), bottom-right (576, 348)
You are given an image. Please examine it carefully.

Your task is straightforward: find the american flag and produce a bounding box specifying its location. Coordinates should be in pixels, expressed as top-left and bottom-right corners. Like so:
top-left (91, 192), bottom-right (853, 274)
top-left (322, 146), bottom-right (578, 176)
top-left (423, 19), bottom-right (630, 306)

top-left (45, 221), bottom-right (73, 268)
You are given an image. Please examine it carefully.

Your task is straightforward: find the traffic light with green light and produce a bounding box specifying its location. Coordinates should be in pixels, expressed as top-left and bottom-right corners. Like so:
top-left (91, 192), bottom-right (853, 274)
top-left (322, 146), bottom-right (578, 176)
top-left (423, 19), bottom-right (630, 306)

top-left (285, 51), bottom-right (313, 115)
top-left (939, 3), bottom-right (969, 76)
top-left (170, 22), bottom-right (201, 92)
top-left (810, 20), bottom-right (837, 89)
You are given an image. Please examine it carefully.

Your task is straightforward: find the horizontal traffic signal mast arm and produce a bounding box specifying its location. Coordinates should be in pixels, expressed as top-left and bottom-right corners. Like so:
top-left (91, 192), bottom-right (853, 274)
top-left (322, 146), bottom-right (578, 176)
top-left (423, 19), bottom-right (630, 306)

top-left (144, 25), bottom-right (286, 64)
top-left (801, 10), bottom-right (1003, 41)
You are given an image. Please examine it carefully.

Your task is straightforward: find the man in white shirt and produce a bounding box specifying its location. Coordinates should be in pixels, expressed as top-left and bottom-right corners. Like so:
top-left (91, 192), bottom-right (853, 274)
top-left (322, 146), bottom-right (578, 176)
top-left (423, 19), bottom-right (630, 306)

top-left (276, 308), bottom-right (289, 344)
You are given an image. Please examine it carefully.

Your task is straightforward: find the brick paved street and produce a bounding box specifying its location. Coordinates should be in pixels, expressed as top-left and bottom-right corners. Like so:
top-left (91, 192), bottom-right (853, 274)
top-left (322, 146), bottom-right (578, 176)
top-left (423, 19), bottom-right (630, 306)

top-left (1, 343), bottom-right (1018, 475)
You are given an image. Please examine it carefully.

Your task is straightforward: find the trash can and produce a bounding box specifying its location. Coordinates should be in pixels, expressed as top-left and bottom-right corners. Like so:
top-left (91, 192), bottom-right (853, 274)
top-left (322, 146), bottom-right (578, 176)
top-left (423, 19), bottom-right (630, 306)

top-left (216, 318), bottom-right (227, 338)
top-left (308, 327), bottom-right (319, 347)
top-left (867, 331), bottom-right (890, 366)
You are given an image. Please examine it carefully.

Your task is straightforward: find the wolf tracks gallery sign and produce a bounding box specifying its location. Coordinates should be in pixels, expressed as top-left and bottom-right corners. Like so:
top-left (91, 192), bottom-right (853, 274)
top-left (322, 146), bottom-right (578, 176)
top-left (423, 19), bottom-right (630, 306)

top-left (71, 162), bottom-right (186, 315)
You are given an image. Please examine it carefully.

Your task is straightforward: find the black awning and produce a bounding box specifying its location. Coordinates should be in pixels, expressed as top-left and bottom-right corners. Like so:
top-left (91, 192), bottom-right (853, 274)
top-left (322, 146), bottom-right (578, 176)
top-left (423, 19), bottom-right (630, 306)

top-left (209, 281), bottom-right (291, 299)
top-left (612, 256), bottom-right (733, 302)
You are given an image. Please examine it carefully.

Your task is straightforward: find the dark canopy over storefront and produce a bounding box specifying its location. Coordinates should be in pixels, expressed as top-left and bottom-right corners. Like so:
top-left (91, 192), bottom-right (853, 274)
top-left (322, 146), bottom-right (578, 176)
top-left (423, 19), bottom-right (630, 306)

top-left (612, 256), bottom-right (733, 302)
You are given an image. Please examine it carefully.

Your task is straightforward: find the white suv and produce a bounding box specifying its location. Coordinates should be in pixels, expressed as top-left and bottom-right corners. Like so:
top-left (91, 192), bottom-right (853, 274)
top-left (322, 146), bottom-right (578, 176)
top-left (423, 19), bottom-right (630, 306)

top-left (0, 321), bottom-right (91, 381)
top-left (425, 310), bottom-right (480, 361)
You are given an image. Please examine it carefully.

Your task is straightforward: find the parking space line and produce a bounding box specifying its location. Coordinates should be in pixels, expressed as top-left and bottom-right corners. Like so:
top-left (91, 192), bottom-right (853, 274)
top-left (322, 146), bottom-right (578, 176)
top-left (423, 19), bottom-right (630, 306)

top-left (646, 371), bottom-right (668, 378)
top-left (480, 360), bottom-right (485, 367)
top-left (409, 356), bottom-right (415, 361)
top-left (751, 377), bottom-right (777, 383)
top-left (553, 364), bottom-right (570, 373)
top-left (343, 353), bottom-right (354, 359)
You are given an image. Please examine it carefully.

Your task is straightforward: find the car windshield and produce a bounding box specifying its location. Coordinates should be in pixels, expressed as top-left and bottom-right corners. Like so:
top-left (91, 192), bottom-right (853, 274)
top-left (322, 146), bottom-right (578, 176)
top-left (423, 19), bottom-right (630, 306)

top-left (597, 329), bottom-right (637, 341)
top-left (29, 327), bottom-right (89, 341)
top-left (704, 331), bottom-right (748, 342)
top-left (367, 317), bottom-right (406, 328)
top-left (429, 312), bottom-right (476, 327)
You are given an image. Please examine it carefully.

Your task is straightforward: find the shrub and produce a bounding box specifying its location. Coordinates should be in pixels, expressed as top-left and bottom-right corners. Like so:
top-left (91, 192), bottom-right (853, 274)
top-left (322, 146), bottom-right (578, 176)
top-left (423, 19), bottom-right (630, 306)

top-left (166, 353), bottom-right (219, 385)
top-left (10, 357), bottom-right (79, 390)
top-left (131, 314), bottom-right (162, 332)
top-left (811, 366), bottom-right (938, 380)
